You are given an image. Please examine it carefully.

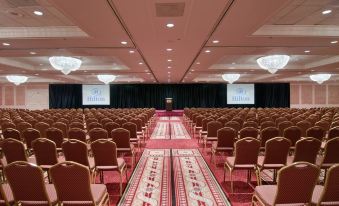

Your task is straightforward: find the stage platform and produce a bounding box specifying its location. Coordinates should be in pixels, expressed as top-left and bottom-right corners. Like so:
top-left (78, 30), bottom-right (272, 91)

top-left (156, 110), bottom-right (183, 116)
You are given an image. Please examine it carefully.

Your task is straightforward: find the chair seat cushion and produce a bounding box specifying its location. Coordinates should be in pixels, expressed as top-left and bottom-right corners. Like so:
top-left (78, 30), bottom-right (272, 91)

top-left (62, 184), bottom-right (107, 205)
top-left (19, 184), bottom-right (57, 205)
top-left (96, 158), bottom-right (126, 171)
top-left (254, 185), bottom-right (277, 206)
top-left (226, 157), bottom-right (257, 169)
top-left (257, 156), bottom-right (285, 169)
top-left (212, 142), bottom-right (233, 151)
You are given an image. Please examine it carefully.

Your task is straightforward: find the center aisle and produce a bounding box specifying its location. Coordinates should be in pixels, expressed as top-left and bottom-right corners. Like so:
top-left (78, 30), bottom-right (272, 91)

top-left (109, 116), bottom-right (255, 206)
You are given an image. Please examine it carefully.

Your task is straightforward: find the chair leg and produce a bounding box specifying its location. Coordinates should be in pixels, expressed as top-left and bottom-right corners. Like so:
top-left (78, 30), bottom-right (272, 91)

top-left (119, 172), bottom-right (123, 196)
top-left (230, 170), bottom-right (233, 193)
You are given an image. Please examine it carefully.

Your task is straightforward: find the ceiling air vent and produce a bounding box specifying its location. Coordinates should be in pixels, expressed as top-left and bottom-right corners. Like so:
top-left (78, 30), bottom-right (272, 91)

top-left (155, 2), bottom-right (185, 17)
top-left (6, 0), bottom-right (39, 7)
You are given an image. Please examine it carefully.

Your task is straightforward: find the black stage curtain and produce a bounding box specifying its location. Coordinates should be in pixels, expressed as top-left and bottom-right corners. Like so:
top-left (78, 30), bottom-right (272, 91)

top-left (49, 83), bottom-right (289, 109)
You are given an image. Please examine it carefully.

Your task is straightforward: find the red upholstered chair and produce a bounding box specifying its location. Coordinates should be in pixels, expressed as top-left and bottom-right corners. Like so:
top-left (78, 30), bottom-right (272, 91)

top-left (239, 127), bottom-right (259, 139)
top-left (256, 137), bottom-right (291, 184)
top-left (242, 121), bottom-right (258, 129)
top-left (89, 128), bottom-right (108, 142)
top-left (68, 128), bottom-right (87, 143)
top-left (252, 162), bottom-right (320, 206)
top-left (22, 128), bottom-right (40, 152)
top-left (2, 128), bottom-right (21, 141)
top-left (50, 161), bottom-right (109, 205)
top-left (199, 117), bottom-right (213, 143)
top-left (315, 120), bottom-right (331, 131)
top-left (211, 127), bottom-right (236, 164)
top-left (283, 126), bottom-right (301, 148)
top-left (306, 126), bottom-right (326, 142)
top-left (204, 121), bottom-right (223, 149)
top-left (111, 128), bottom-right (135, 168)
top-left (62, 139), bottom-right (95, 175)
top-left (259, 127), bottom-right (280, 149)
top-left (87, 122), bottom-right (103, 131)
top-left (16, 122), bottom-right (32, 134)
top-left (224, 121), bottom-right (241, 134)
top-left (289, 137), bottom-right (321, 164)
top-left (328, 126), bottom-right (339, 140)
top-left (122, 122), bottom-right (141, 150)
top-left (2, 138), bottom-right (30, 164)
top-left (311, 164), bottom-right (339, 205)
top-left (224, 137), bottom-right (260, 193)
top-left (4, 161), bottom-right (57, 205)
top-left (34, 122), bottom-right (50, 139)
top-left (278, 121), bottom-right (294, 136)
top-left (1, 122), bottom-right (16, 131)
top-left (69, 122), bottom-right (84, 130)
top-left (115, 118), bottom-right (127, 127)
top-left (91, 139), bottom-right (127, 195)
top-left (260, 121), bottom-right (276, 130)
top-left (317, 137), bottom-right (339, 171)
top-left (45, 127), bottom-right (64, 151)
top-left (52, 122), bottom-right (68, 139)
top-left (296, 120), bottom-right (312, 137)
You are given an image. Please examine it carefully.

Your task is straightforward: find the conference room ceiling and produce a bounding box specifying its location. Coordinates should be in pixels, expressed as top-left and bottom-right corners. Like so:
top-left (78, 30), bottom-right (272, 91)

top-left (0, 0), bottom-right (338, 84)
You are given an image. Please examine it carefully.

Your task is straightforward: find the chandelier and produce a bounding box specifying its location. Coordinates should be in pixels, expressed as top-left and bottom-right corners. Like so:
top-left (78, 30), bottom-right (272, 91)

top-left (6, 75), bottom-right (28, 85)
top-left (222, 73), bottom-right (240, 84)
top-left (49, 56), bottom-right (82, 75)
top-left (310, 74), bottom-right (331, 84)
top-left (256, 55), bottom-right (290, 74)
top-left (97, 74), bottom-right (116, 84)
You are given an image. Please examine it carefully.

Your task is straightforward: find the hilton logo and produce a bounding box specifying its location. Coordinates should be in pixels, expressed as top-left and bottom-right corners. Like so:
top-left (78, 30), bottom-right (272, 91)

top-left (87, 88), bottom-right (105, 102)
top-left (232, 87), bottom-right (250, 102)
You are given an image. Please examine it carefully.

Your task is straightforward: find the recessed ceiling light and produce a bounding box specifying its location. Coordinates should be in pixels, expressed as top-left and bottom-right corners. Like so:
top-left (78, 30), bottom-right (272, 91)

top-left (322, 10), bottom-right (332, 15)
top-left (229, 67), bottom-right (235, 69)
top-left (205, 50), bottom-right (211, 53)
top-left (129, 50), bottom-right (135, 53)
top-left (250, 70), bottom-right (254, 72)
top-left (144, 70), bottom-right (149, 72)
top-left (196, 62), bottom-right (200, 65)
top-left (166, 48), bottom-right (173, 51)
top-left (34, 73), bottom-right (39, 76)
top-left (166, 23), bottom-right (174, 28)
top-left (168, 72), bottom-right (171, 74)
top-left (121, 41), bottom-right (128, 45)
top-left (139, 62), bottom-right (143, 65)
top-left (84, 71), bottom-right (87, 73)
top-left (304, 50), bottom-right (310, 53)
top-left (147, 73), bottom-right (151, 75)
top-left (30, 51), bottom-right (36, 55)
top-left (212, 40), bottom-right (219, 44)
top-left (191, 69), bottom-right (195, 71)
top-left (33, 10), bottom-right (43, 16)
top-left (167, 66), bottom-right (172, 69)
top-left (167, 59), bottom-right (172, 62)
top-left (311, 70), bottom-right (315, 72)
top-left (331, 40), bottom-right (338, 44)
top-left (2, 42), bottom-right (10, 46)
top-left (232, 62), bottom-right (236, 65)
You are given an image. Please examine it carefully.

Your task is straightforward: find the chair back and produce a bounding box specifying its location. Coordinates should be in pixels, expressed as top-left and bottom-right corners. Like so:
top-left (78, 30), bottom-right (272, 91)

top-left (104, 122), bottom-right (120, 134)
top-left (234, 137), bottom-right (260, 165)
top-left (296, 120), bottom-right (312, 137)
top-left (2, 128), bottom-right (21, 141)
top-left (322, 137), bottom-right (339, 165)
top-left (52, 122), bottom-right (68, 139)
top-left (16, 122), bottom-right (32, 133)
top-left (32, 138), bottom-right (58, 166)
top-left (4, 161), bottom-right (51, 204)
top-left (122, 122), bottom-right (138, 139)
top-left (263, 137), bottom-right (291, 165)
top-left (260, 121), bottom-right (276, 130)
top-left (89, 128), bottom-right (108, 142)
top-left (224, 121), bottom-right (241, 133)
top-left (129, 118), bottom-right (143, 131)
top-left (69, 122), bottom-right (84, 129)
top-left (207, 121), bottom-right (223, 137)
top-left (62, 140), bottom-right (90, 168)
top-left (242, 121), bottom-right (258, 129)
top-left (115, 118), bottom-right (127, 126)
top-left (216, 117), bottom-right (228, 126)
top-left (202, 118), bottom-right (214, 131)
top-left (319, 164), bottom-right (339, 203)
top-left (1, 121), bottom-right (16, 130)
top-left (111, 128), bottom-right (130, 148)
top-left (306, 126), bottom-right (326, 141)
top-left (22, 128), bottom-right (41, 149)
top-left (293, 137), bottom-right (321, 164)
top-left (46, 127), bottom-right (64, 148)
top-left (87, 122), bottom-right (103, 131)
top-left (278, 121), bottom-right (294, 136)
top-left (68, 128), bottom-right (87, 143)
top-left (328, 126), bottom-right (339, 140)
top-left (2, 138), bottom-right (27, 164)
top-left (34, 122), bottom-right (50, 138)
top-left (91, 139), bottom-right (118, 166)
top-left (283, 126), bottom-right (301, 147)
top-left (50, 161), bottom-right (94, 203)
top-left (274, 162), bottom-right (320, 205)
top-left (315, 121), bottom-right (331, 131)
top-left (239, 127), bottom-right (258, 139)
top-left (216, 127), bottom-right (236, 148)
top-left (260, 127), bottom-right (279, 147)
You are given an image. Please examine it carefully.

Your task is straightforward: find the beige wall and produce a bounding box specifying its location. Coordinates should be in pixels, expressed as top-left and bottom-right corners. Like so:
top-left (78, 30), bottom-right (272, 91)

top-left (290, 83), bottom-right (339, 108)
top-left (0, 84), bottom-right (49, 110)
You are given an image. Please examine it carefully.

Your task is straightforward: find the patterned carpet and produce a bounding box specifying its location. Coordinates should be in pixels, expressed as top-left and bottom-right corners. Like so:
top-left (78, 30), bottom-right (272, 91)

top-left (104, 116), bottom-right (261, 206)
top-left (150, 117), bottom-right (190, 140)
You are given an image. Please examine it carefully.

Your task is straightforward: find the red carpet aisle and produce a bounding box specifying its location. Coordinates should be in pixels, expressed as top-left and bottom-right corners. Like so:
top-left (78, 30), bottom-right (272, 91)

top-left (150, 116), bottom-right (190, 140)
top-left (173, 149), bottom-right (231, 206)
top-left (118, 149), bottom-right (171, 206)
